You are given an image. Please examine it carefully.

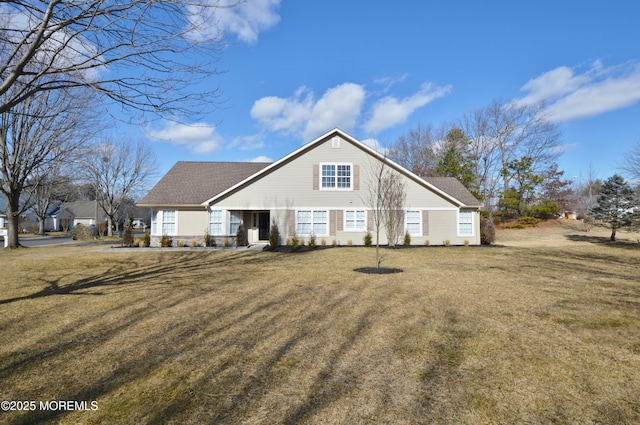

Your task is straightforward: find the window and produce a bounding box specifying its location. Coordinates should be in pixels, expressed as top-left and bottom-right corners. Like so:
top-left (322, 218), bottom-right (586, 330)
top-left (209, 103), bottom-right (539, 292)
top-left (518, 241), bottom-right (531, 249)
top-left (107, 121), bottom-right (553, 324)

top-left (321, 163), bottom-right (352, 189)
top-left (209, 210), bottom-right (223, 235)
top-left (297, 210), bottom-right (328, 236)
top-left (151, 210), bottom-right (158, 235)
top-left (162, 210), bottom-right (176, 235)
top-left (229, 211), bottom-right (242, 235)
top-left (405, 210), bottom-right (421, 236)
top-left (459, 210), bottom-right (473, 236)
top-left (345, 209), bottom-right (366, 231)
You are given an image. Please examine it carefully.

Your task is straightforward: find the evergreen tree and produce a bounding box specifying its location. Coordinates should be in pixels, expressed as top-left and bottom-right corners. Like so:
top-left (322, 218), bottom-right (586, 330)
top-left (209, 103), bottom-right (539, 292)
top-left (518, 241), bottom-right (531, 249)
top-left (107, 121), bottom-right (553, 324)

top-left (590, 174), bottom-right (638, 241)
top-left (499, 156), bottom-right (544, 217)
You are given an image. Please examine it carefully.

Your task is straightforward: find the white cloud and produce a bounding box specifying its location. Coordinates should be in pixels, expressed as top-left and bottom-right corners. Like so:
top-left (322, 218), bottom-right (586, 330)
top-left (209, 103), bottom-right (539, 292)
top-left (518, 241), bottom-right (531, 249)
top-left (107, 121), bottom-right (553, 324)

top-left (251, 83), bottom-right (366, 140)
top-left (146, 121), bottom-right (222, 154)
top-left (518, 61), bottom-right (640, 123)
top-left (190, 0), bottom-right (281, 43)
top-left (360, 138), bottom-right (388, 155)
top-left (246, 155), bottom-right (273, 163)
top-left (363, 82), bottom-right (452, 133)
top-left (373, 73), bottom-right (409, 94)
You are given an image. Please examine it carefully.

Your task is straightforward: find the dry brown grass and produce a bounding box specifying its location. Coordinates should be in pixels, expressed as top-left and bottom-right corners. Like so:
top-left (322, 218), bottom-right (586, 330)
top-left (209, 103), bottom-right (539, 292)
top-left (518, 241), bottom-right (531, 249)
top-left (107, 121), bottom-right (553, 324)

top-left (1, 220), bottom-right (639, 424)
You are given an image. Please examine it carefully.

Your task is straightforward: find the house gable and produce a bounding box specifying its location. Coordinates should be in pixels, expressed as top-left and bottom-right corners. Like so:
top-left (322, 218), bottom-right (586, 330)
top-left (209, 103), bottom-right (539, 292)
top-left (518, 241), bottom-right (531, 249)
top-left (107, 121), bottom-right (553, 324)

top-left (202, 129), bottom-right (481, 210)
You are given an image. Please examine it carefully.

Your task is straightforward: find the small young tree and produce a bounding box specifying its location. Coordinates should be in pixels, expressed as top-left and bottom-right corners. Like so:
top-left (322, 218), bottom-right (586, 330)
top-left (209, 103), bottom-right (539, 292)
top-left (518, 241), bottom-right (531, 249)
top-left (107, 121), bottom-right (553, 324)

top-left (364, 156), bottom-right (407, 268)
top-left (590, 174), bottom-right (638, 241)
top-left (122, 220), bottom-right (134, 247)
top-left (269, 220), bottom-right (280, 249)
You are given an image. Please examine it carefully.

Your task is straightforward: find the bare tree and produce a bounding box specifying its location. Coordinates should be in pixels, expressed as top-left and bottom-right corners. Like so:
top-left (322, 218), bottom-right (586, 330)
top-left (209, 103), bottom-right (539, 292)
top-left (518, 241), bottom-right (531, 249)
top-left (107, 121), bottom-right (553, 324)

top-left (364, 156), bottom-right (407, 268)
top-left (622, 140), bottom-right (640, 181)
top-left (81, 138), bottom-right (157, 236)
top-left (0, 82), bottom-right (96, 247)
top-left (457, 99), bottom-right (562, 212)
top-left (30, 171), bottom-right (75, 235)
top-left (0, 0), bottom-right (231, 119)
top-left (387, 122), bottom-right (441, 178)
top-left (574, 166), bottom-right (602, 231)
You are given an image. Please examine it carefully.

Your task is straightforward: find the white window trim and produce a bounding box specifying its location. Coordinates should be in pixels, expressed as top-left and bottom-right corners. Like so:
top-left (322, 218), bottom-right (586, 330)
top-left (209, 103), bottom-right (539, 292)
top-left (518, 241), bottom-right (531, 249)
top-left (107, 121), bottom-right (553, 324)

top-left (209, 209), bottom-right (224, 236)
top-left (457, 210), bottom-right (474, 237)
top-left (296, 209), bottom-right (329, 237)
top-left (152, 209), bottom-right (177, 236)
top-left (229, 211), bottom-right (243, 235)
top-left (319, 162), bottom-right (353, 191)
top-left (344, 209), bottom-right (367, 232)
top-left (405, 209), bottom-right (422, 236)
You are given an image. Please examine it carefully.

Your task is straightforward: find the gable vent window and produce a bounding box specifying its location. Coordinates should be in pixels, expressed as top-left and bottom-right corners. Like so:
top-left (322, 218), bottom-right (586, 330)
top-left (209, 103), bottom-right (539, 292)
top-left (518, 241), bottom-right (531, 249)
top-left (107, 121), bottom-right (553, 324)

top-left (332, 137), bottom-right (341, 148)
top-left (321, 163), bottom-right (352, 190)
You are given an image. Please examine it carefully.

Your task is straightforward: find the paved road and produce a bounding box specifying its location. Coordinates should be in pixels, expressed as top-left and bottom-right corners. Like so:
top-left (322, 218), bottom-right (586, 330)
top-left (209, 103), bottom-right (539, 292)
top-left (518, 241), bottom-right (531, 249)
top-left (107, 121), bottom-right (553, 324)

top-left (17, 236), bottom-right (74, 247)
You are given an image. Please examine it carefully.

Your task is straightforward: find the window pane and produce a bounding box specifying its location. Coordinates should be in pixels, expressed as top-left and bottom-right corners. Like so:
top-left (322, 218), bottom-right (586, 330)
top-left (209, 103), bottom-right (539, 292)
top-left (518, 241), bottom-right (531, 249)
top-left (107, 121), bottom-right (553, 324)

top-left (406, 210), bottom-right (420, 235)
top-left (337, 165), bottom-right (351, 188)
top-left (345, 209), bottom-right (366, 231)
top-left (162, 210), bottom-right (176, 235)
top-left (230, 211), bottom-right (242, 235)
top-left (297, 210), bottom-right (312, 235)
top-left (345, 210), bottom-right (355, 230)
top-left (459, 211), bottom-right (473, 235)
top-left (356, 210), bottom-right (366, 230)
top-left (322, 164), bottom-right (335, 188)
top-left (209, 210), bottom-right (223, 235)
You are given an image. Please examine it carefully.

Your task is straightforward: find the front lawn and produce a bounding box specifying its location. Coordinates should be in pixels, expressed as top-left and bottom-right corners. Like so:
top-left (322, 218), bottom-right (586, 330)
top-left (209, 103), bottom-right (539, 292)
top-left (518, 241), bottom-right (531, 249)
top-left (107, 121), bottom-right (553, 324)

top-left (1, 234), bottom-right (639, 424)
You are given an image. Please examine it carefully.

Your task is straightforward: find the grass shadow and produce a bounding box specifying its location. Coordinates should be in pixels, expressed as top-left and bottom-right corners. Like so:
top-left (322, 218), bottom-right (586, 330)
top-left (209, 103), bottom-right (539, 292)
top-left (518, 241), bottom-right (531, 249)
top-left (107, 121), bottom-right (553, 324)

top-left (565, 234), bottom-right (640, 250)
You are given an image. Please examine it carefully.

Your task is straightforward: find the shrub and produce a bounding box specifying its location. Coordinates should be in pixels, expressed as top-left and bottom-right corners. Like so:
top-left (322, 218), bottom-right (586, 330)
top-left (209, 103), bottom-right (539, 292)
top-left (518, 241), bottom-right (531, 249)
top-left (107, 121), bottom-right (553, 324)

top-left (403, 231), bottom-right (411, 246)
top-left (236, 224), bottom-right (246, 246)
top-left (269, 221), bottom-right (280, 249)
top-left (480, 217), bottom-right (496, 245)
top-left (122, 220), bottom-right (134, 247)
top-left (347, 240), bottom-right (353, 246)
top-left (505, 224), bottom-right (525, 229)
top-left (321, 239), bottom-right (327, 246)
top-left (332, 239), bottom-right (337, 246)
top-left (363, 231), bottom-right (372, 247)
top-left (177, 239), bottom-right (186, 247)
top-left (444, 240), bottom-right (450, 247)
top-left (527, 199), bottom-right (561, 220)
top-left (70, 223), bottom-right (98, 241)
top-left (291, 232), bottom-right (299, 250)
top-left (424, 239), bottom-right (430, 246)
top-left (160, 234), bottom-right (172, 247)
top-left (204, 230), bottom-right (212, 247)
top-left (308, 233), bottom-right (317, 249)
top-left (464, 239), bottom-right (470, 246)
top-left (285, 237), bottom-right (291, 246)
top-left (143, 229), bottom-right (151, 247)
top-left (518, 216), bottom-right (541, 226)
top-left (191, 238), bottom-right (199, 247)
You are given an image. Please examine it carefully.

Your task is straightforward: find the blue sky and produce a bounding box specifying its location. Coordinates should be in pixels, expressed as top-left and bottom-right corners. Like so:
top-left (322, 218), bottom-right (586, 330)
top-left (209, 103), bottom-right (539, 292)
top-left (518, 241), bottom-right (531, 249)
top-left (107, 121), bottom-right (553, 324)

top-left (126, 0), bottom-right (640, 185)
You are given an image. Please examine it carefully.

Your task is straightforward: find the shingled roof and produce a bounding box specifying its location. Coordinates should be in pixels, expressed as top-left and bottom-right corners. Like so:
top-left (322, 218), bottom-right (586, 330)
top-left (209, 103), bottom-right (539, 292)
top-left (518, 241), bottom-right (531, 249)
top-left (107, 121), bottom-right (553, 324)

top-left (424, 177), bottom-right (482, 207)
top-left (138, 161), bottom-right (271, 206)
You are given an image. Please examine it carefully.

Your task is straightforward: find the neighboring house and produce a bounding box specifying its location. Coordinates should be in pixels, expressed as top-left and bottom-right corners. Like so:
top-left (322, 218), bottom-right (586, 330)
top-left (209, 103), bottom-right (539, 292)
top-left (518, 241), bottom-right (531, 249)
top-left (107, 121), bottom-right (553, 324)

top-left (22, 202), bottom-right (75, 232)
top-left (0, 197), bottom-right (6, 228)
top-left (138, 129), bottom-right (483, 247)
top-left (64, 200), bottom-right (108, 228)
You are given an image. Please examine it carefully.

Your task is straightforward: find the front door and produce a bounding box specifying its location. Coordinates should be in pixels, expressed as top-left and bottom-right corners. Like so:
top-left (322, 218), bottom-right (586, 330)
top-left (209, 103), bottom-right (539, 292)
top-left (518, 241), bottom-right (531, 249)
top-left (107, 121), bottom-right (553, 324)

top-left (258, 212), bottom-right (270, 241)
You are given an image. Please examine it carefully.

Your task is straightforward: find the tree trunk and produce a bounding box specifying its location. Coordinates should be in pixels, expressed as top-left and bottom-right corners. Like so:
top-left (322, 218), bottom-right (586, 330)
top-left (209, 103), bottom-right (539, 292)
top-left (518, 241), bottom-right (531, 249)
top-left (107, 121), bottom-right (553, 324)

top-left (5, 193), bottom-right (21, 248)
top-left (38, 218), bottom-right (45, 235)
top-left (610, 226), bottom-right (617, 242)
top-left (107, 216), bottom-right (113, 237)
